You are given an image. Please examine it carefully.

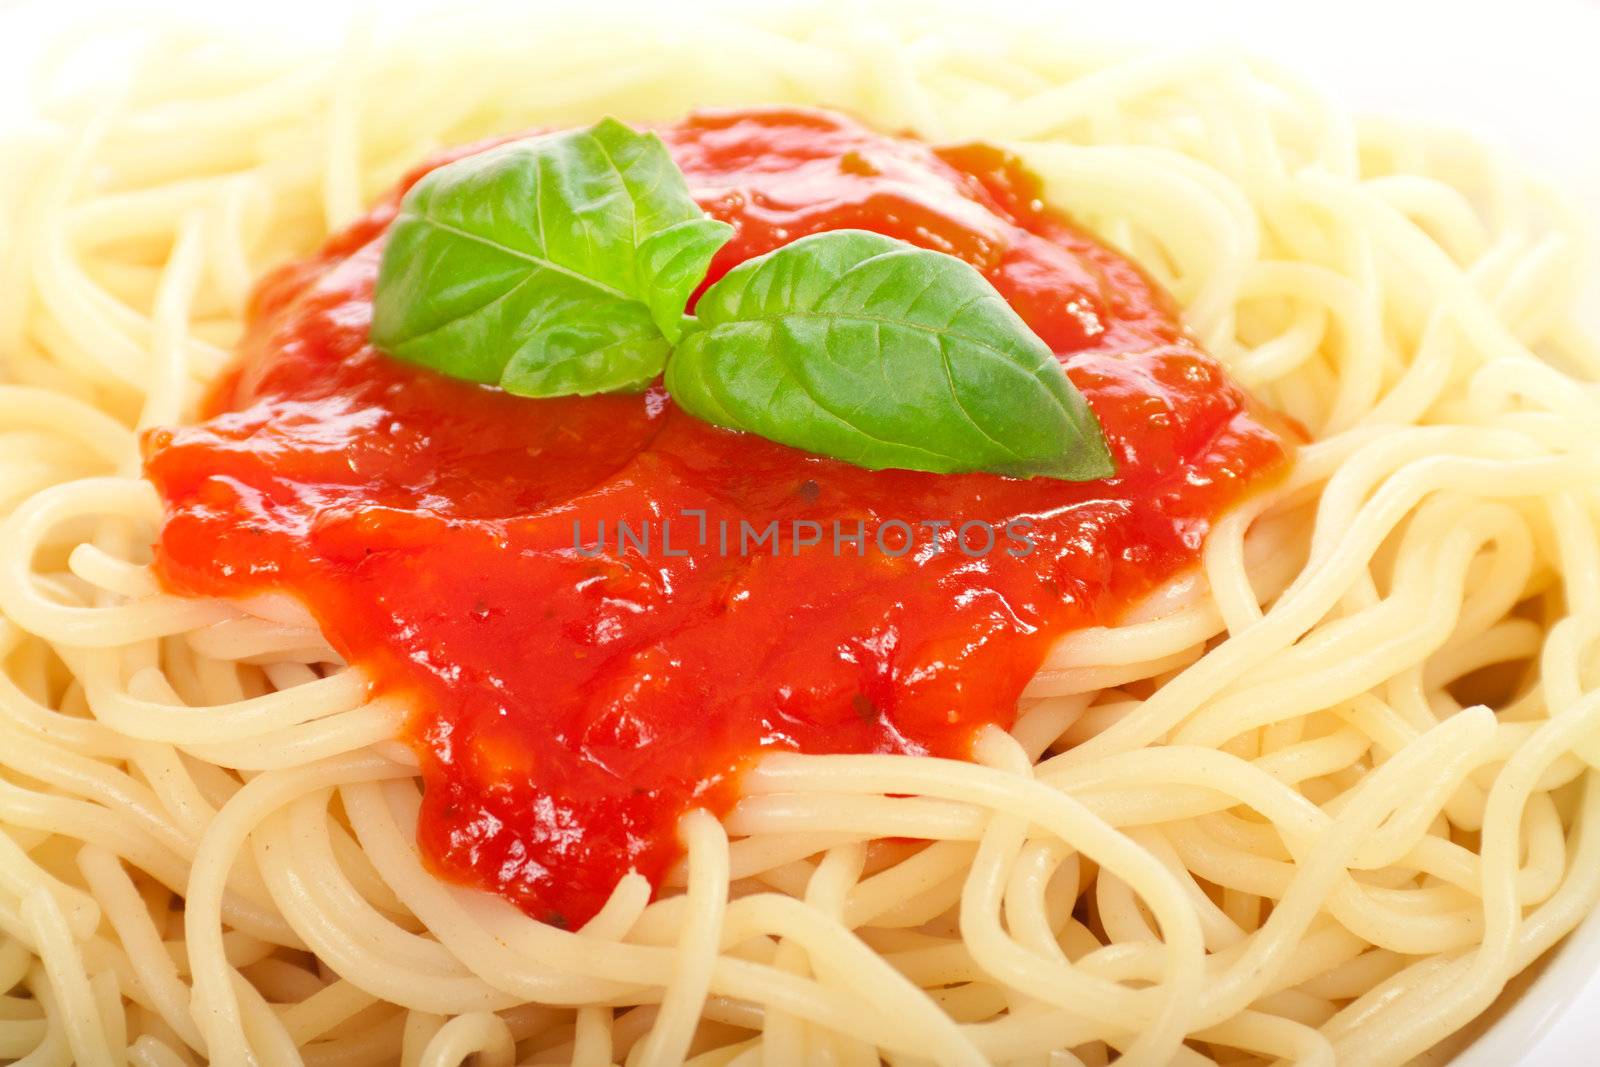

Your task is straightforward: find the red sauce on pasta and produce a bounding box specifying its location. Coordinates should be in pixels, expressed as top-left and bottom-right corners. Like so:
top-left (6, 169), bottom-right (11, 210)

top-left (145, 109), bottom-right (1289, 926)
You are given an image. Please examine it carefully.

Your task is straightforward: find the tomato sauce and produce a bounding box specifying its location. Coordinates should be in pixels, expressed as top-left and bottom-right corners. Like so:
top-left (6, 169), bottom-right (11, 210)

top-left (145, 109), bottom-right (1289, 927)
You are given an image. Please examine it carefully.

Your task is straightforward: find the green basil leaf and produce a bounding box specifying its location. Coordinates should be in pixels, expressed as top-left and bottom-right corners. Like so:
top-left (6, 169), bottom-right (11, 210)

top-left (665, 230), bottom-right (1115, 480)
top-left (371, 118), bottom-right (733, 396)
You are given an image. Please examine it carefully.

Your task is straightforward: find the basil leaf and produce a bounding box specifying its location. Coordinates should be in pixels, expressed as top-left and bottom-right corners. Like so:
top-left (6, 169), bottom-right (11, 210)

top-left (371, 118), bottom-right (733, 396)
top-left (665, 230), bottom-right (1114, 480)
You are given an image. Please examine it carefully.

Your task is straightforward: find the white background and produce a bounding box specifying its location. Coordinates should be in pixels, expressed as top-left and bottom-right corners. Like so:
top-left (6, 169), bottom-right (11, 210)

top-left (3, 0), bottom-right (1600, 1061)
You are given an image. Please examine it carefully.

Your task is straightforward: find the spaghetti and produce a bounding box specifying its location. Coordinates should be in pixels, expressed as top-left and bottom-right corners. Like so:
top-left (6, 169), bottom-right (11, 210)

top-left (2, 5), bottom-right (1599, 1066)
